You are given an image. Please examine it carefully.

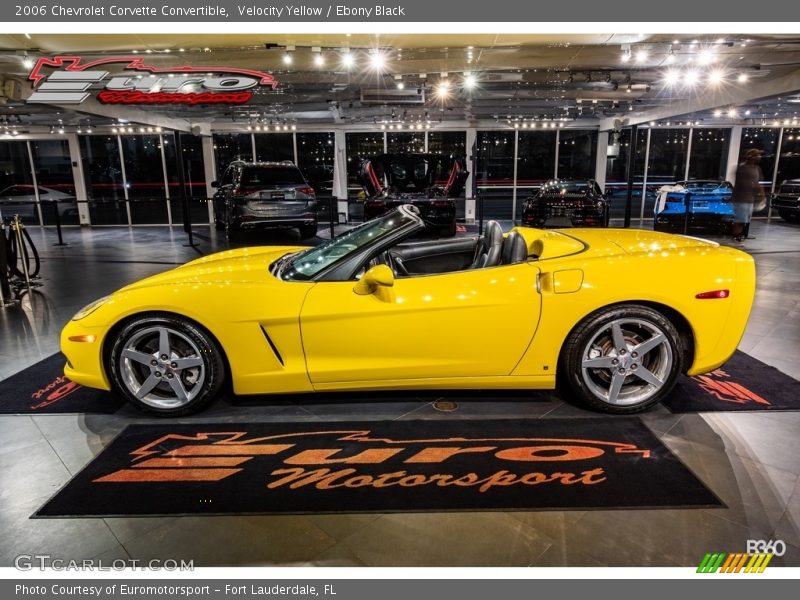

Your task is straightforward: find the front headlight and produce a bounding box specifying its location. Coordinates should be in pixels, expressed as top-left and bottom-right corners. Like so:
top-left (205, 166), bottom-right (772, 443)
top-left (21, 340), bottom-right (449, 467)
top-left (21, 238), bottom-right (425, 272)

top-left (72, 295), bottom-right (111, 321)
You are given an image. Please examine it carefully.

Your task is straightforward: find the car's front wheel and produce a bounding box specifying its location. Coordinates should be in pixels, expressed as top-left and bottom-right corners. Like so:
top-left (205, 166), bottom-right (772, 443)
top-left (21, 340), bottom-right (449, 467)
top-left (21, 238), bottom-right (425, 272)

top-left (559, 304), bottom-right (685, 413)
top-left (107, 314), bottom-right (226, 416)
top-left (778, 209), bottom-right (799, 222)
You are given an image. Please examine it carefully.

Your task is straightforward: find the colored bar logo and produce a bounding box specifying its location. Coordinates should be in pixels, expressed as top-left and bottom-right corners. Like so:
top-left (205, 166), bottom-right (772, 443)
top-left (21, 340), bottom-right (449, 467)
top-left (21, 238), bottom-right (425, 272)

top-left (697, 552), bottom-right (773, 573)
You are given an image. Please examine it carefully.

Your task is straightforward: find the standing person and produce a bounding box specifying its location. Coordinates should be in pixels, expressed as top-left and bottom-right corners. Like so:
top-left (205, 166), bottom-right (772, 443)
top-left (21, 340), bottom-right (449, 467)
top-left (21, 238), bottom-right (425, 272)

top-left (730, 148), bottom-right (765, 242)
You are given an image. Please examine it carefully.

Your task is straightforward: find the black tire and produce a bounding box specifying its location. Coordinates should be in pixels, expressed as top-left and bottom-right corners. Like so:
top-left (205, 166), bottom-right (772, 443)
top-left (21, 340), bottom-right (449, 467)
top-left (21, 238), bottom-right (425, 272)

top-left (214, 218), bottom-right (225, 231)
top-left (298, 222), bottom-right (318, 239)
top-left (442, 221), bottom-right (457, 237)
top-left (107, 314), bottom-right (226, 416)
top-left (559, 304), bottom-right (686, 414)
top-left (778, 209), bottom-right (798, 223)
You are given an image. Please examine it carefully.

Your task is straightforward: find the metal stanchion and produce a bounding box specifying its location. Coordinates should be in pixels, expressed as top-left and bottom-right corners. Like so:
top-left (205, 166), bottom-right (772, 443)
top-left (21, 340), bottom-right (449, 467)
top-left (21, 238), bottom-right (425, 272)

top-left (13, 216), bottom-right (32, 293)
top-left (52, 201), bottom-right (68, 246)
top-left (329, 196), bottom-right (336, 238)
top-left (682, 192), bottom-right (692, 236)
top-left (0, 222), bottom-right (12, 308)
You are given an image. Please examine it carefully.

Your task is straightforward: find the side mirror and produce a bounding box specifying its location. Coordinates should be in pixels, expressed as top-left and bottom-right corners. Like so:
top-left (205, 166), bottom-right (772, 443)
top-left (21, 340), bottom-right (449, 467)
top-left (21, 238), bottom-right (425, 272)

top-left (353, 264), bottom-right (395, 296)
top-left (211, 180), bottom-right (219, 189)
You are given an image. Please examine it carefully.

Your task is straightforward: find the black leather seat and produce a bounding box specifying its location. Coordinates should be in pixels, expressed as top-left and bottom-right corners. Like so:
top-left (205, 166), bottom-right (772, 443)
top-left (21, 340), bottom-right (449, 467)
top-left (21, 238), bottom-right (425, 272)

top-left (470, 220), bottom-right (504, 269)
top-left (501, 231), bottom-right (529, 264)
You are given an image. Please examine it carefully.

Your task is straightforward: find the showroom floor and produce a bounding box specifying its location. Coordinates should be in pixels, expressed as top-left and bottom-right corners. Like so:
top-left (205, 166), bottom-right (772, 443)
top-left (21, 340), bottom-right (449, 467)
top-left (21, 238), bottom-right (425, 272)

top-left (1, 219), bottom-right (800, 567)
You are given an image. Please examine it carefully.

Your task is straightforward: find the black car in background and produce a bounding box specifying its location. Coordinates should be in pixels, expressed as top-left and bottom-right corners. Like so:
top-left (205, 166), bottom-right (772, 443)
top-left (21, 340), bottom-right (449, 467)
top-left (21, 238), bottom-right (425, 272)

top-left (212, 161), bottom-right (318, 241)
top-left (358, 153), bottom-right (467, 236)
top-left (521, 179), bottom-right (609, 228)
top-left (772, 179), bottom-right (800, 222)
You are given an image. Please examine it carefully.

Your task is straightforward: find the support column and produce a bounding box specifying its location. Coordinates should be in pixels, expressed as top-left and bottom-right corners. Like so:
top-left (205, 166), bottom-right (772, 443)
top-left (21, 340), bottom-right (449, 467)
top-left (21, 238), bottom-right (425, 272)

top-left (66, 133), bottom-right (91, 225)
top-left (201, 135), bottom-right (216, 224)
top-left (333, 129), bottom-right (349, 222)
top-left (726, 125), bottom-right (743, 184)
top-left (594, 131), bottom-right (609, 190)
top-left (465, 127), bottom-right (477, 222)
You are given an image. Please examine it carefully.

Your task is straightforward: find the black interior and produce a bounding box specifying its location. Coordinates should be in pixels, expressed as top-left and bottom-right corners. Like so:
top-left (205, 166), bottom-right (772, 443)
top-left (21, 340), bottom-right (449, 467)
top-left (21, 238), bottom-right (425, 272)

top-left (386, 221), bottom-right (530, 277)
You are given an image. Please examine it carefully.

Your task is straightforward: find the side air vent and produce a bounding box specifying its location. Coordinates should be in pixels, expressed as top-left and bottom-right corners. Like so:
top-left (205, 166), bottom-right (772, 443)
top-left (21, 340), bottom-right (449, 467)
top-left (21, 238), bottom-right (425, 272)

top-left (259, 325), bottom-right (284, 367)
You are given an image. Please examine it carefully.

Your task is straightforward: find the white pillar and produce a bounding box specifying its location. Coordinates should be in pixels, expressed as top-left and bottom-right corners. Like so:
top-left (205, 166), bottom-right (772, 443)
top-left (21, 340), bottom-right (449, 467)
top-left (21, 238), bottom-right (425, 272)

top-left (66, 133), bottom-right (91, 225)
top-left (595, 131), bottom-right (609, 190)
top-left (726, 125), bottom-right (743, 183)
top-left (201, 135), bottom-right (217, 224)
top-left (465, 127), bottom-right (477, 222)
top-left (333, 129), bottom-right (349, 222)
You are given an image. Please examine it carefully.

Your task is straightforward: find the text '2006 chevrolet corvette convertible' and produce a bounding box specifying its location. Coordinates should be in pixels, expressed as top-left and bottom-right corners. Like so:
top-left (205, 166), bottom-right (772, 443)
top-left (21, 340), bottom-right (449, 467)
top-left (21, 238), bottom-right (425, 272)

top-left (62, 205), bottom-right (755, 416)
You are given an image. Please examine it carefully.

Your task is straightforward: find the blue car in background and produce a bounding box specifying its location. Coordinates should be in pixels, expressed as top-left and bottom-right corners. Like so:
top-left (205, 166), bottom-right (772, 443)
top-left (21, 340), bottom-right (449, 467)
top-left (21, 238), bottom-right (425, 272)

top-left (653, 179), bottom-right (735, 233)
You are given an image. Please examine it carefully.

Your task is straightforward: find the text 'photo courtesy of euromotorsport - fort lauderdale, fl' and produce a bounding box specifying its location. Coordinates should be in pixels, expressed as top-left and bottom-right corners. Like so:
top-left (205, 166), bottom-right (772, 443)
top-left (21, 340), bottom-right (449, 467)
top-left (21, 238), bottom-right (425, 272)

top-left (0, 0), bottom-right (799, 595)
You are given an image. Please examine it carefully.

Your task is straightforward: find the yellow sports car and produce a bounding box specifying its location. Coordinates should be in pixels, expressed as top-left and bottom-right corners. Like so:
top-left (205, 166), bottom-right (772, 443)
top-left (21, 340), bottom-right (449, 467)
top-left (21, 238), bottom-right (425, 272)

top-left (61, 205), bottom-right (755, 416)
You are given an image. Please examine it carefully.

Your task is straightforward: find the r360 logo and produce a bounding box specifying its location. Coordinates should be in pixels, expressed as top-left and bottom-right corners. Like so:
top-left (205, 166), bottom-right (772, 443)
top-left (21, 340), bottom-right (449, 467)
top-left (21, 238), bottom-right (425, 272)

top-left (746, 539), bottom-right (786, 556)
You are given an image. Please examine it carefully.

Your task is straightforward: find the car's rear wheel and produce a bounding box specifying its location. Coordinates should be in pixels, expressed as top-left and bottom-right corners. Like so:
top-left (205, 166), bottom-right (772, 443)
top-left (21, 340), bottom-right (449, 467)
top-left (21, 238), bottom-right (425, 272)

top-left (559, 304), bottom-right (685, 414)
top-left (108, 315), bottom-right (226, 416)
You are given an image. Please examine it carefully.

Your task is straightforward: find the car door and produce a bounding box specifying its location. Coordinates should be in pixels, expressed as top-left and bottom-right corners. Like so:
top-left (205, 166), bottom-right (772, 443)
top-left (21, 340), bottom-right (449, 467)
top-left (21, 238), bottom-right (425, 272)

top-left (213, 166), bottom-right (235, 223)
top-left (299, 263), bottom-right (542, 384)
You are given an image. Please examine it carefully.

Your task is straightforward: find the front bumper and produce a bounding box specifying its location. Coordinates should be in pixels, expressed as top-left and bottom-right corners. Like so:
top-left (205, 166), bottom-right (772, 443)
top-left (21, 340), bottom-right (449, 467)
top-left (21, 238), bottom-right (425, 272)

top-left (772, 196), bottom-right (800, 214)
top-left (60, 320), bottom-right (111, 391)
top-left (232, 214), bottom-right (317, 230)
top-left (522, 208), bottom-right (605, 228)
top-left (655, 212), bottom-right (733, 231)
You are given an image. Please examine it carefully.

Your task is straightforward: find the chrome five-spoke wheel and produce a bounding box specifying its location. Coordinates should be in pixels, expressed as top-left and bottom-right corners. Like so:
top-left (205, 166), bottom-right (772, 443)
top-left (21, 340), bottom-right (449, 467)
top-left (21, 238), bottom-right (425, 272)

top-left (108, 315), bottom-right (225, 416)
top-left (561, 305), bottom-right (685, 413)
top-left (581, 318), bottom-right (673, 407)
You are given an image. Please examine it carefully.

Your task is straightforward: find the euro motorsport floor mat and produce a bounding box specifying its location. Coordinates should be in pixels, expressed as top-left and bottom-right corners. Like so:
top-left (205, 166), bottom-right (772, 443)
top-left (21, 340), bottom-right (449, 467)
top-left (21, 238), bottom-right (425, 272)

top-left (661, 350), bottom-right (800, 413)
top-left (2, 350), bottom-right (798, 415)
top-left (34, 418), bottom-right (722, 517)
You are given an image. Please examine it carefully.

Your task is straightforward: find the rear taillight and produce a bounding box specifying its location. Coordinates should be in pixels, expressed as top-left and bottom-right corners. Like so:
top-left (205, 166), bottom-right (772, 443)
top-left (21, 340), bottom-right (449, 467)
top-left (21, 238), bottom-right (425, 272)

top-left (297, 186), bottom-right (316, 196)
top-left (431, 200), bottom-right (451, 207)
top-left (696, 289), bottom-right (730, 299)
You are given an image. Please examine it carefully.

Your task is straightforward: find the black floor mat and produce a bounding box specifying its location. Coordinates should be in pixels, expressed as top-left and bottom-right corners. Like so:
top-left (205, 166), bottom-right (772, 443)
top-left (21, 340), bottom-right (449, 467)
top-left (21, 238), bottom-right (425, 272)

top-left (662, 351), bottom-right (800, 413)
top-left (0, 354), bottom-right (124, 414)
top-left (3, 350), bottom-right (798, 416)
top-left (34, 418), bottom-right (722, 517)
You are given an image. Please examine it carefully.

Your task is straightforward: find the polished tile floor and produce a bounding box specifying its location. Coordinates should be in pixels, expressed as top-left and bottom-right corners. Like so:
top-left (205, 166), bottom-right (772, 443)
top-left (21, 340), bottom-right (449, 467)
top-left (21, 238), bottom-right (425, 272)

top-left (1, 219), bottom-right (799, 567)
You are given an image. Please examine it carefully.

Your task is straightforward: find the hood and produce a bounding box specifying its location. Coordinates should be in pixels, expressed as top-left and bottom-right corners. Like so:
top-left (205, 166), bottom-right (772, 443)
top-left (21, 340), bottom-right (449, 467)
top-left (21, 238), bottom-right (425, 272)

top-left (120, 246), bottom-right (302, 291)
top-left (532, 180), bottom-right (598, 203)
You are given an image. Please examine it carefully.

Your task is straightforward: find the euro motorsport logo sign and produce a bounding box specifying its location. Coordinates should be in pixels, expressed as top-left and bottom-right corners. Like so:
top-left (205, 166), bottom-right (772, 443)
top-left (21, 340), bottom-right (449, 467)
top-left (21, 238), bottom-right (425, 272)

top-left (26, 56), bottom-right (278, 106)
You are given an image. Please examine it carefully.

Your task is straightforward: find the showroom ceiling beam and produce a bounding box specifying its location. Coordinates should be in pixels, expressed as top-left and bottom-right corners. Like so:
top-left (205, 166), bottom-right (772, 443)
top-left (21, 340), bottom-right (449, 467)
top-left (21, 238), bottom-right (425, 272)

top-left (598, 67), bottom-right (800, 131)
top-left (51, 96), bottom-right (193, 133)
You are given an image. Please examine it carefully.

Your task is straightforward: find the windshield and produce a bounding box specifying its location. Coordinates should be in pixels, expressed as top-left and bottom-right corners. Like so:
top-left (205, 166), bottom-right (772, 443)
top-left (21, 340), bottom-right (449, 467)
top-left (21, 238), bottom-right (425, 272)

top-left (241, 167), bottom-right (305, 187)
top-left (281, 209), bottom-right (417, 281)
top-left (541, 181), bottom-right (590, 193)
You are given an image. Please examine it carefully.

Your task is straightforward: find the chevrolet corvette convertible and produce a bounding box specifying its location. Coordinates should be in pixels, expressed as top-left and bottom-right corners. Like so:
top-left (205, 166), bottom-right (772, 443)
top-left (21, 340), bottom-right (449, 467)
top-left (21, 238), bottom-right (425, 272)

top-left (62, 205), bottom-right (755, 416)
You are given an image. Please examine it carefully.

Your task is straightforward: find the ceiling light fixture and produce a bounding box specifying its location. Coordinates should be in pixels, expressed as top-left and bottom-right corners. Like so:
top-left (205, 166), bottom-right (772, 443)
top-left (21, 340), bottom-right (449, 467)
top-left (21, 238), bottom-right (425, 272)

top-left (635, 49), bottom-right (648, 63)
top-left (369, 51), bottom-right (387, 71)
top-left (737, 73), bottom-right (749, 83)
top-left (463, 73), bottom-right (477, 90)
top-left (341, 49), bottom-right (354, 69)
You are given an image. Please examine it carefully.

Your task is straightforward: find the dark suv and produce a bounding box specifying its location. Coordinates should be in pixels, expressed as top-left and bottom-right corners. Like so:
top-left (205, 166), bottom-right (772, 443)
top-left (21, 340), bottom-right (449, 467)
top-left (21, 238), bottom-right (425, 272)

top-left (212, 161), bottom-right (318, 241)
top-left (772, 179), bottom-right (800, 222)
